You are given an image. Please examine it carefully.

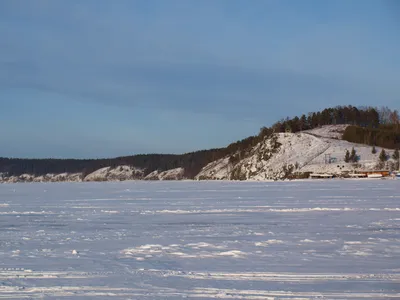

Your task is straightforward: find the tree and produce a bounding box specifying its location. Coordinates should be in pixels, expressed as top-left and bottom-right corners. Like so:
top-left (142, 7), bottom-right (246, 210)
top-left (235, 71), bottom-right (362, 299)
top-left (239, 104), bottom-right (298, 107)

top-left (292, 116), bottom-right (300, 132)
top-left (259, 126), bottom-right (273, 138)
top-left (378, 106), bottom-right (393, 125)
top-left (350, 147), bottom-right (357, 162)
top-left (371, 146), bottom-right (377, 154)
top-left (299, 114), bottom-right (308, 131)
top-left (344, 150), bottom-right (350, 163)
top-left (285, 122), bottom-right (292, 133)
top-left (390, 110), bottom-right (400, 130)
top-left (307, 114), bottom-right (313, 129)
top-left (393, 149), bottom-right (399, 160)
top-left (393, 149), bottom-right (400, 170)
top-left (379, 149), bottom-right (388, 162)
top-left (311, 113), bottom-right (318, 128)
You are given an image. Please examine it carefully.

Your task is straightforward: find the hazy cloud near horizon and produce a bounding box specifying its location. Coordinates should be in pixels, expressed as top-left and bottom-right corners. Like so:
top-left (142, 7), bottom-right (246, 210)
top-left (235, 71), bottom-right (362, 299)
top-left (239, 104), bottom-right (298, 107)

top-left (0, 0), bottom-right (399, 158)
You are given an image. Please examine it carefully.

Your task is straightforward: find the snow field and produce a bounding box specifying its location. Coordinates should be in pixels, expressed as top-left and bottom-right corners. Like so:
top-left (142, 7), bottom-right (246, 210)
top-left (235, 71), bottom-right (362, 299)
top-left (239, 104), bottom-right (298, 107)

top-left (0, 180), bottom-right (399, 299)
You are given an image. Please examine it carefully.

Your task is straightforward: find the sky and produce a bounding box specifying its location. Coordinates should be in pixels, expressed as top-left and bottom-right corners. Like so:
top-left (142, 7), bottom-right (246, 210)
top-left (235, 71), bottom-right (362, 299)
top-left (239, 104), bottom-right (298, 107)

top-left (0, 0), bottom-right (399, 158)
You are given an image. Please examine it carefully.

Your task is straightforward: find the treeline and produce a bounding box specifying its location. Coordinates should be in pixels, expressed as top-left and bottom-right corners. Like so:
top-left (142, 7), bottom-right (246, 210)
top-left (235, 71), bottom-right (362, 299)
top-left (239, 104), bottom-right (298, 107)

top-left (0, 131), bottom-right (275, 178)
top-left (1, 105), bottom-right (399, 178)
top-left (340, 106), bottom-right (400, 149)
top-left (222, 105), bottom-right (399, 163)
top-left (269, 104), bottom-right (400, 150)
top-left (342, 125), bottom-right (400, 149)
top-left (0, 149), bottom-right (228, 179)
top-left (270, 105), bottom-right (381, 133)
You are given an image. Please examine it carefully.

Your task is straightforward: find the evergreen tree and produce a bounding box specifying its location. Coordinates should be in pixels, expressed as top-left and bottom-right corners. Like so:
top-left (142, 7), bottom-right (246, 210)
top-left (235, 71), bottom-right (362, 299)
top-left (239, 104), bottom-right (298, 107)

top-left (393, 149), bottom-right (400, 160)
top-left (372, 146), bottom-right (377, 154)
top-left (350, 147), bottom-right (357, 162)
top-left (300, 114), bottom-right (307, 131)
top-left (292, 116), bottom-right (300, 132)
top-left (379, 149), bottom-right (387, 162)
top-left (311, 113), bottom-right (318, 128)
top-left (344, 150), bottom-right (350, 163)
top-left (285, 122), bottom-right (292, 133)
top-left (307, 114), bottom-right (313, 129)
top-left (393, 149), bottom-right (400, 170)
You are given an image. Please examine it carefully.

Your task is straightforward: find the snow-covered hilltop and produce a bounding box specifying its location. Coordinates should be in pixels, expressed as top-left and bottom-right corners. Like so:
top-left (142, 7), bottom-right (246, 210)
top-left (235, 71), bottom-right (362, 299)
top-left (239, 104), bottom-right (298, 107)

top-left (1, 125), bottom-right (398, 183)
top-left (196, 125), bottom-right (398, 181)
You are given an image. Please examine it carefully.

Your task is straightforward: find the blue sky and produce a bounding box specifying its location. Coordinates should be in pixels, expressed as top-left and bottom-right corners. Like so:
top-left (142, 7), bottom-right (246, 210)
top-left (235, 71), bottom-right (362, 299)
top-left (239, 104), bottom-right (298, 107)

top-left (0, 0), bottom-right (399, 158)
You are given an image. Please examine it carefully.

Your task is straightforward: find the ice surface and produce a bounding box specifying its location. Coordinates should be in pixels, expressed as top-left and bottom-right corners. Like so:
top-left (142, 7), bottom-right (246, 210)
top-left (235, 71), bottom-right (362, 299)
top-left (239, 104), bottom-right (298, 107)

top-left (0, 180), bottom-right (399, 299)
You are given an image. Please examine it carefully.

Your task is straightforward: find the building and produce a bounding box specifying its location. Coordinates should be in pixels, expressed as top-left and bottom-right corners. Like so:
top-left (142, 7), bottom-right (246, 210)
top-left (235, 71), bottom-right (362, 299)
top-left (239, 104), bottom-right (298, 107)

top-left (357, 170), bottom-right (390, 177)
top-left (348, 173), bottom-right (367, 178)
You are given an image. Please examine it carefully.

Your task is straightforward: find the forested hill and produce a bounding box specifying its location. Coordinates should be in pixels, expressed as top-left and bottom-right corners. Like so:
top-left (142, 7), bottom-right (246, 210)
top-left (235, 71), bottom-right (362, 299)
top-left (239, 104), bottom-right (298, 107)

top-left (1, 105), bottom-right (399, 179)
top-left (0, 150), bottom-right (226, 179)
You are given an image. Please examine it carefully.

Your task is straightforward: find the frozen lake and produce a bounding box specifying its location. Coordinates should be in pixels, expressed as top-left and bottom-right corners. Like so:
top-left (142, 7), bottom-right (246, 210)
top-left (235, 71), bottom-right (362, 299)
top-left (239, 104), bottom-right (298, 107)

top-left (0, 180), bottom-right (399, 299)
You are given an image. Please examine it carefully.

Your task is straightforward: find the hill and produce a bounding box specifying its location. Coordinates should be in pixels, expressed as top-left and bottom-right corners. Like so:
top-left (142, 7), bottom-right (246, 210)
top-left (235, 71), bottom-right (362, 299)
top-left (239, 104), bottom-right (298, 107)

top-left (196, 125), bottom-right (398, 181)
top-left (1, 105), bottom-right (399, 183)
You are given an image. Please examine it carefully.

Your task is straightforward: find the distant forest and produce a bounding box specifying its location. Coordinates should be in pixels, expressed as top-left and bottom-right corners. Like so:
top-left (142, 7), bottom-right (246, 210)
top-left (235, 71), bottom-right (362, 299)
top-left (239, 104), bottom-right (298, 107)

top-left (0, 151), bottom-right (226, 179)
top-left (1, 105), bottom-right (399, 178)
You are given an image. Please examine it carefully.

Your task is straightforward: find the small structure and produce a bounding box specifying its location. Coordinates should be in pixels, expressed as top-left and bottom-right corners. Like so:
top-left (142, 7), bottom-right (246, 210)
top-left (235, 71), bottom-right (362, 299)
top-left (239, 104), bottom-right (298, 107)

top-left (367, 173), bottom-right (383, 178)
top-left (324, 154), bottom-right (337, 164)
top-left (348, 173), bottom-right (367, 178)
top-left (357, 170), bottom-right (390, 177)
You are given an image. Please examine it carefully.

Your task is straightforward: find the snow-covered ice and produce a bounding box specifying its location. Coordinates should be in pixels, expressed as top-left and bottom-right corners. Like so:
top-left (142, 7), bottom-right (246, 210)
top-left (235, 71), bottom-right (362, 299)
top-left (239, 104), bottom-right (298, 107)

top-left (0, 180), bottom-right (399, 299)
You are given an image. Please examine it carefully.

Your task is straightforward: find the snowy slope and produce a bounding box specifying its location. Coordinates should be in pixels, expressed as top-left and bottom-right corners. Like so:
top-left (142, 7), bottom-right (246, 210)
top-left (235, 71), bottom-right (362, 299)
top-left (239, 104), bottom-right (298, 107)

top-left (301, 126), bottom-right (397, 173)
top-left (300, 138), bottom-right (385, 173)
top-left (144, 167), bottom-right (185, 180)
top-left (83, 165), bottom-right (144, 181)
top-left (304, 124), bottom-right (348, 139)
top-left (197, 126), bottom-right (398, 180)
top-left (4, 173), bottom-right (82, 183)
top-left (195, 157), bottom-right (231, 180)
top-left (0, 166), bottom-right (185, 183)
top-left (196, 132), bottom-right (329, 180)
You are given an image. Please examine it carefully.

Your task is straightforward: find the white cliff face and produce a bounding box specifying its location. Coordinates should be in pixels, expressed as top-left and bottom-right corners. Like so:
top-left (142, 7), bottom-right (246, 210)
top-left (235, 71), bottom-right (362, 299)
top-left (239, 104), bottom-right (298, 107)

top-left (144, 168), bottom-right (185, 180)
top-left (235, 132), bottom-right (329, 180)
top-left (0, 166), bottom-right (186, 183)
top-left (2, 173), bottom-right (83, 183)
top-left (194, 157), bottom-right (231, 180)
top-left (83, 165), bottom-right (144, 181)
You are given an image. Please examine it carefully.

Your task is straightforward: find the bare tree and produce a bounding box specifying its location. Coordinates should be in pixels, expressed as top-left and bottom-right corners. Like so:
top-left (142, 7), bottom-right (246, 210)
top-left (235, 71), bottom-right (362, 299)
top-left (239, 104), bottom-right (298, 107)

top-left (390, 109), bottom-right (399, 130)
top-left (377, 106), bottom-right (393, 125)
